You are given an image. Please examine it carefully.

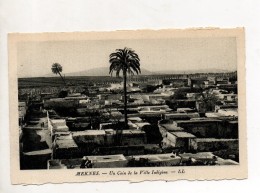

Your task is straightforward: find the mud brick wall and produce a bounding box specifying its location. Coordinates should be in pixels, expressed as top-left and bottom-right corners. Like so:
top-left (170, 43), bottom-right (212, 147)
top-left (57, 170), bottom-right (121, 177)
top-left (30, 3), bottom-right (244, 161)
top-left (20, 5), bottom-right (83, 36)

top-left (196, 139), bottom-right (238, 152)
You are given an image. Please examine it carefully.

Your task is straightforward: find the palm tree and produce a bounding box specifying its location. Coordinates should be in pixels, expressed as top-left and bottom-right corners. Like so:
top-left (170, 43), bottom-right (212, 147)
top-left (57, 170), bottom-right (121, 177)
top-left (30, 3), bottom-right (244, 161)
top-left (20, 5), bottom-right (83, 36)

top-left (51, 63), bottom-right (66, 85)
top-left (109, 47), bottom-right (141, 130)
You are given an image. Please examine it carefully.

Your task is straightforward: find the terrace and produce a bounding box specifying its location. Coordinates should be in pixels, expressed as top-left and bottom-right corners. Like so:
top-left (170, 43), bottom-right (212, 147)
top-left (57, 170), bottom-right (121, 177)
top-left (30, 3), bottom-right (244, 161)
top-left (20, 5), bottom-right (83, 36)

top-left (127, 153), bottom-right (182, 166)
top-left (48, 154), bottom-right (128, 169)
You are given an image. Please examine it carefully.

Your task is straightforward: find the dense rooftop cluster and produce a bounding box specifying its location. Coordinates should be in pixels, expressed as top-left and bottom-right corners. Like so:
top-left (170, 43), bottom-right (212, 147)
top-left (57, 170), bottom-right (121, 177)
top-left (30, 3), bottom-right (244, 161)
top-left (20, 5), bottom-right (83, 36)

top-left (18, 72), bottom-right (239, 169)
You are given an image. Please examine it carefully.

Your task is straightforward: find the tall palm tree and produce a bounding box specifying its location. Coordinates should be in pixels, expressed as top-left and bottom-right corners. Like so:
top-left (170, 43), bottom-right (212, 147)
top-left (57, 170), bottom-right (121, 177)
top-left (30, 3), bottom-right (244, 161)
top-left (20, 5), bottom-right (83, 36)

top-left (109, 47), bottom-right (141, 130)
top-left (51, 63), bottom-right (66, 85)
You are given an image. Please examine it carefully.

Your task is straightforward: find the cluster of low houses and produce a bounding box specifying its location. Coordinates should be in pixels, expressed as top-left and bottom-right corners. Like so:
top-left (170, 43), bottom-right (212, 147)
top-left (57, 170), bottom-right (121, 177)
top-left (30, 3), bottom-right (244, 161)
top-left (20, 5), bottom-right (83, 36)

top-left (18, 73), bottom-right (239, 169)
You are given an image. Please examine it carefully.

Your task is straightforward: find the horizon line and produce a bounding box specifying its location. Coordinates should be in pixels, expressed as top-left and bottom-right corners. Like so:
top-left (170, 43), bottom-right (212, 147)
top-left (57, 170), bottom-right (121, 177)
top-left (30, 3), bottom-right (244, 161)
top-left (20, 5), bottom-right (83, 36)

top-left (18, 70), bottom-right (237, 79)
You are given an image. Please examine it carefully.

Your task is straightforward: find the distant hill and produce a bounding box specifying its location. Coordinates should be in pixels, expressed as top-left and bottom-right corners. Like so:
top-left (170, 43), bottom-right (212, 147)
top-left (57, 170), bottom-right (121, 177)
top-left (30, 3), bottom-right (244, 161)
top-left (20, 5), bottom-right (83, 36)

top-left (46, 67), bottom-right (153, 77)
top-left (43, 67), bottom-right (235, 78)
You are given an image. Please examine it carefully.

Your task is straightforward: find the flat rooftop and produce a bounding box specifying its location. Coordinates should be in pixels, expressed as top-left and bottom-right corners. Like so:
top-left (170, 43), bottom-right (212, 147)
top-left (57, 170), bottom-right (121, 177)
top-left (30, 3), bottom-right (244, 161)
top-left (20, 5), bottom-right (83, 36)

top-left (56, 139), bottom-right (78, 149)
top-left (170, 131), bottom-right (196, 138)
top-left (134, 122), bottom-right (151, 128)
top-left (55, 133), bottom-right (73, 140)
top-left (103, 129), bottom-right (146, 134)
top-left (53, 125), bottom-right (69, 131)
top-left (175, 119), bottom-right (222, 124)
top-left (48, 154), bottom-right (127, 169)
top-left (180, 152), bottom-right (215, 160)
top-left (205, 112), bottom-right (224, 118)
top-left (83, 154), bottom-right (126, 162)
top-left (23, 149), bottom-right (52, 156)
top-left (216, 157), bottom-right (239, 165)
top-left (54, 131), bottom-right (71, 135)
top-left (50, 119), bottom-right (66, 124)
top-left (165, 112), bottom-right (199, 117)
top-left (128, 153), bottom-right (181, 163)
top-left (122, 130), bottom-right (146, 135)
top-left (159, 124), bottom-right (184, 132)
top-left (128, 117), bottom-right (143, 122)
top-left (18, 102), bottom-right (26, 107)
top-left (72, 130), bottom-right (106, 136)
top-left (24, 117), bottom-right (48, 130)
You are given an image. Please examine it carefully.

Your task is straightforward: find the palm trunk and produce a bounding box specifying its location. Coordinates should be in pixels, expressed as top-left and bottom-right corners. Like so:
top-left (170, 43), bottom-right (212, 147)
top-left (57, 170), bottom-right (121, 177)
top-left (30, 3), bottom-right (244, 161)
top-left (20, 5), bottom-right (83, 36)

top-left (123, 69), bottom-right (128, 129)
top-left (58, 71), bottom-right (66, 86)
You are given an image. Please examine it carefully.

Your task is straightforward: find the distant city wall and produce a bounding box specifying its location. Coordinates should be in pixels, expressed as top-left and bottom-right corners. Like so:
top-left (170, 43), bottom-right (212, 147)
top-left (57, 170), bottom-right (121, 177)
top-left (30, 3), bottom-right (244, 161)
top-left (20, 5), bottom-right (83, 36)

top-left (18, 72), bottom-right (236, 96)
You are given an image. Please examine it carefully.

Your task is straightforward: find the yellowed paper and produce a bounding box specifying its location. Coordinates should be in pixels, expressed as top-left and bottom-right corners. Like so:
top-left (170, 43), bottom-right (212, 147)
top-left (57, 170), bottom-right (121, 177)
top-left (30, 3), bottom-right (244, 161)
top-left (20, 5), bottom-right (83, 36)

top-left (9, 28), bottom-right (247, 184)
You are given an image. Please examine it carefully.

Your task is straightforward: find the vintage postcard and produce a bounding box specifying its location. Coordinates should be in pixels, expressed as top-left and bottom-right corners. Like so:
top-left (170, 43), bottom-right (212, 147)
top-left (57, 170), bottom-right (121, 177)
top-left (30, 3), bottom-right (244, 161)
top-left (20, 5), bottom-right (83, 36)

top-left (9, 28), bottom-right (247, 184)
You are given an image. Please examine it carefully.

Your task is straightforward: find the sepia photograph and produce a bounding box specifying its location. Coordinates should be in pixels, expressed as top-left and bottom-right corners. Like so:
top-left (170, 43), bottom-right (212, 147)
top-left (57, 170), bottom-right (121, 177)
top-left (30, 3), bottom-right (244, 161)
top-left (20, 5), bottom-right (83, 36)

top-left (9, 28), bottom-right (247, 184)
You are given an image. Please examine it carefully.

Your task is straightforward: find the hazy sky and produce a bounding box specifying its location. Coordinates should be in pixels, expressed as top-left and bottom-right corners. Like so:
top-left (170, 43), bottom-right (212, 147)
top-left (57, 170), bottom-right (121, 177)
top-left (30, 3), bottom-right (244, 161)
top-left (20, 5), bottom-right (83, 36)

top-left (17, 37), bottom-right (237, 77)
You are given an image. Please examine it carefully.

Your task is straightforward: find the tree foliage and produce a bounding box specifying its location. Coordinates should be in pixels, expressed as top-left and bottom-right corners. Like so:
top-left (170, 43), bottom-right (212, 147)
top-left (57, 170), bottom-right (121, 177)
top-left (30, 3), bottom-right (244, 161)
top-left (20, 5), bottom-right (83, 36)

top-left (109, 47), bottom-right (141, 77)
top-left (51, 63), bottom-right (66, 85)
